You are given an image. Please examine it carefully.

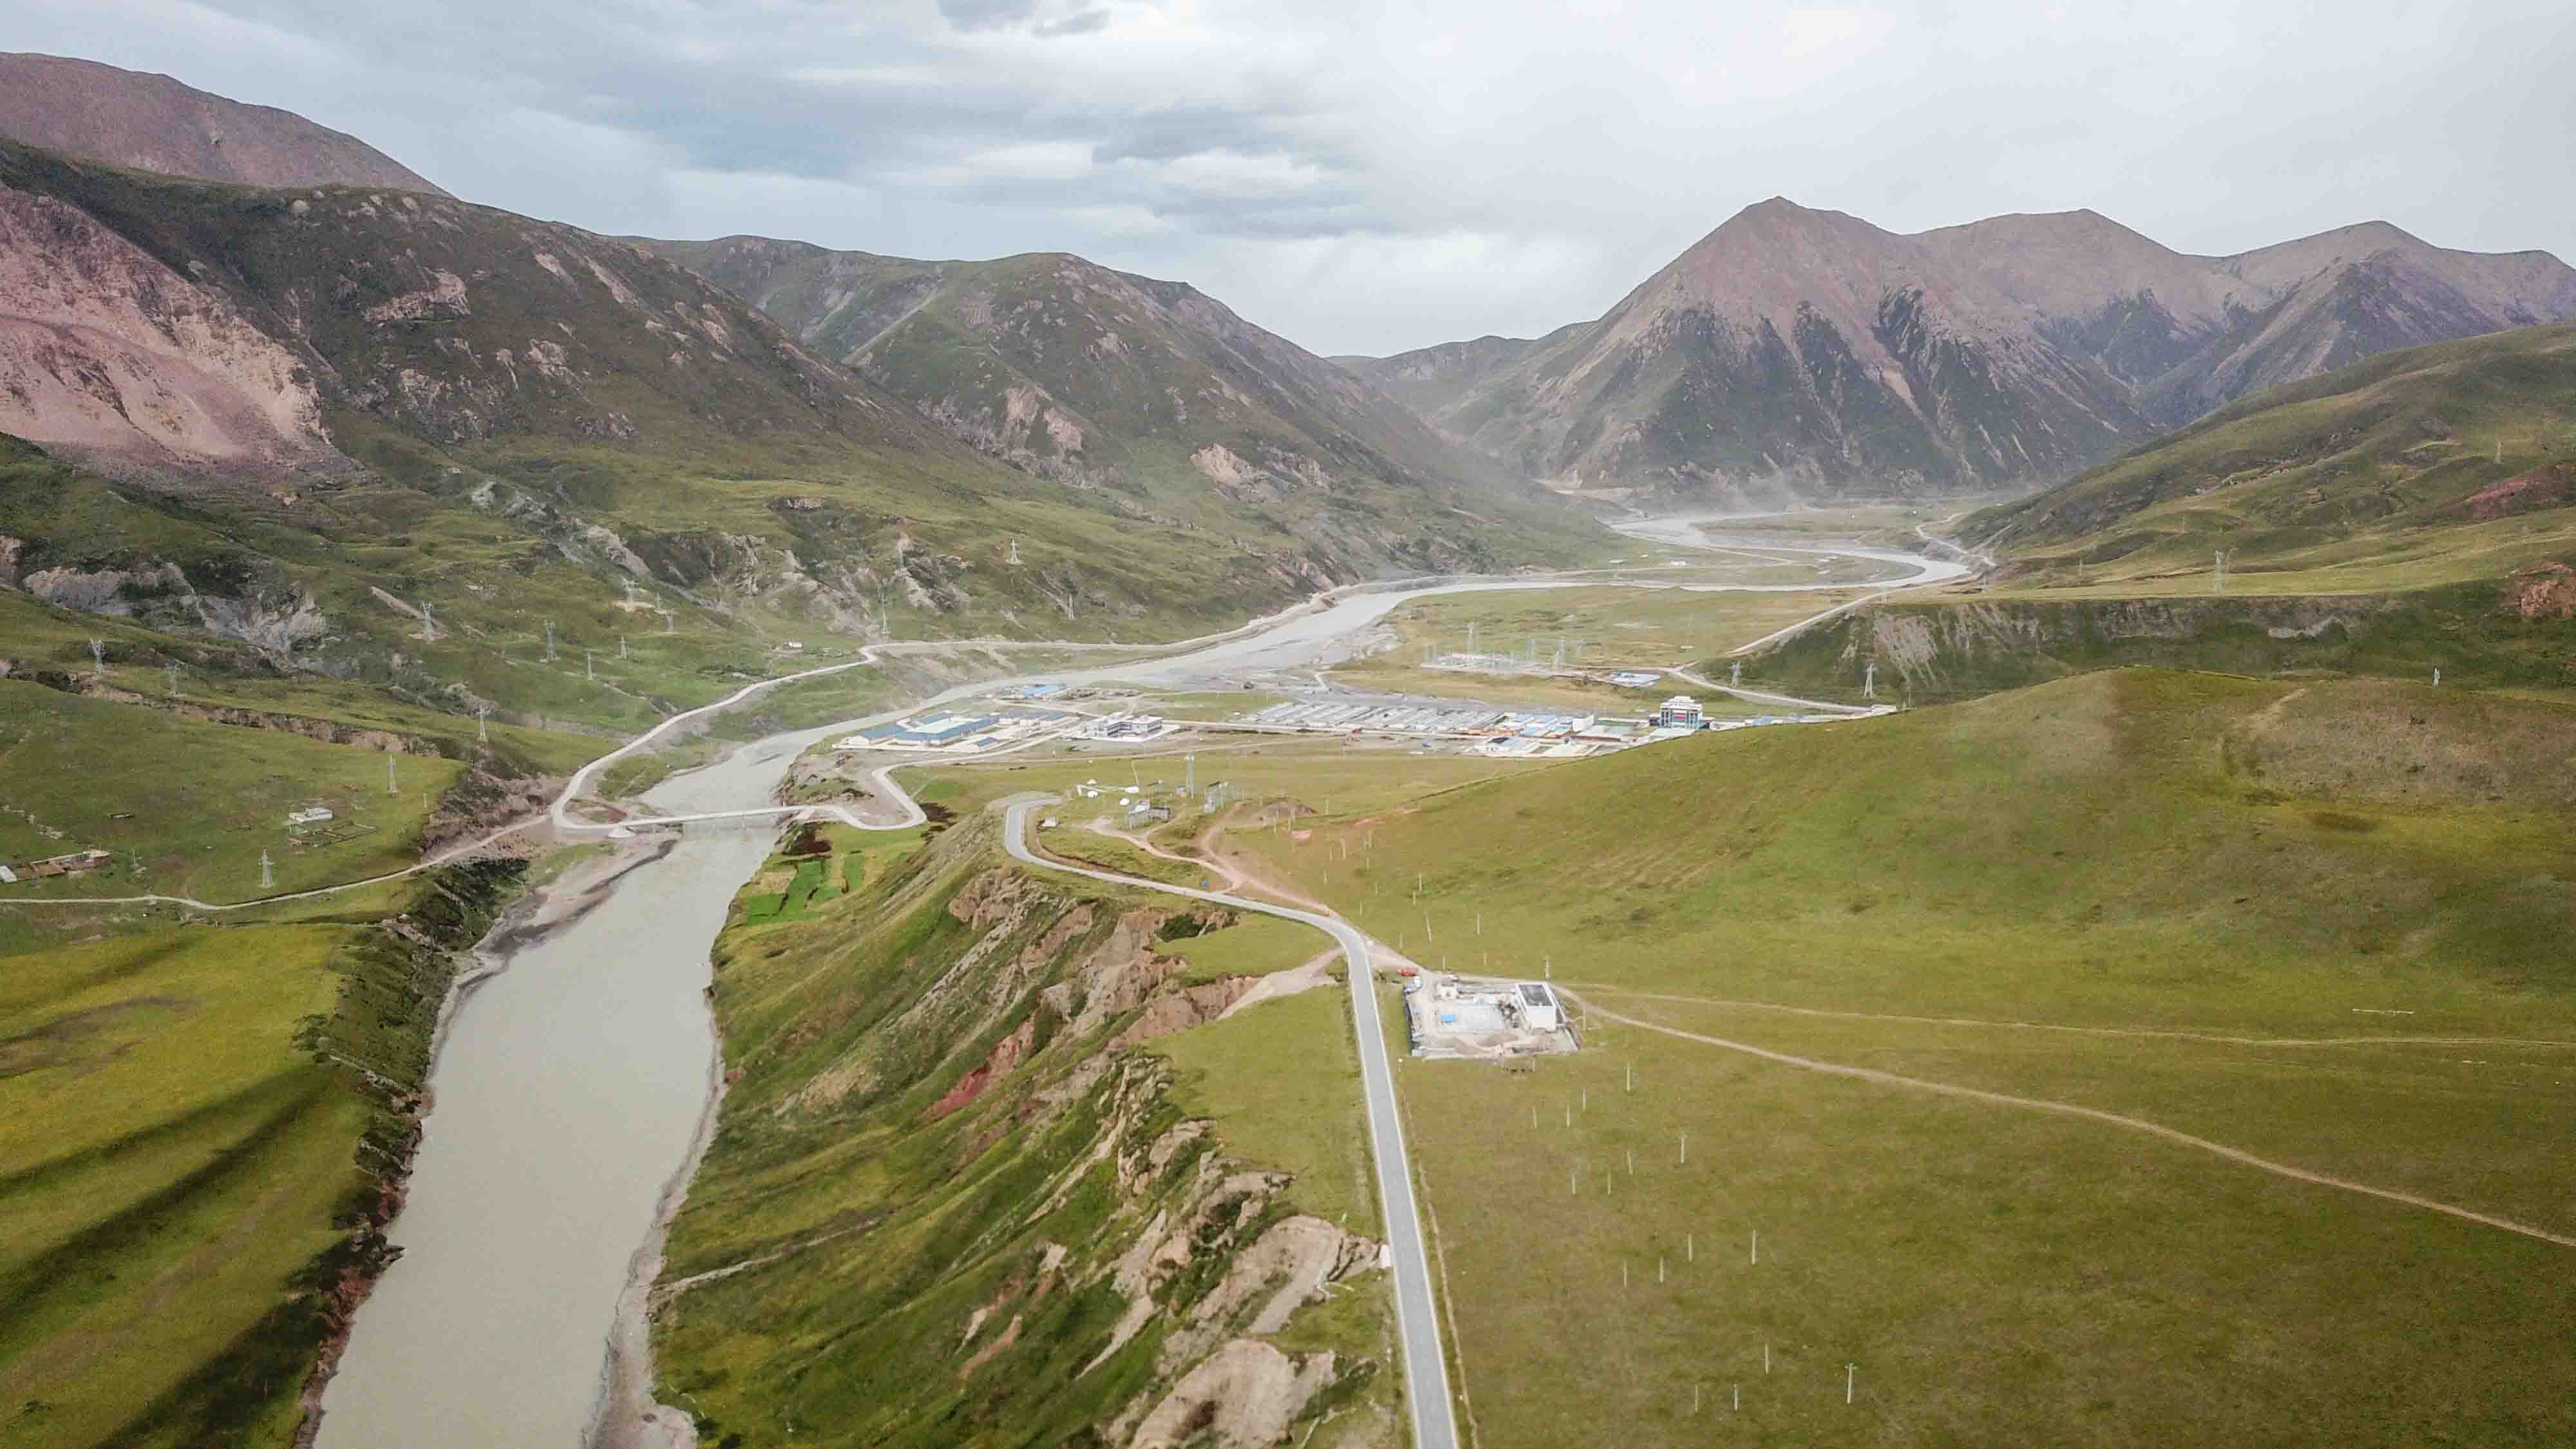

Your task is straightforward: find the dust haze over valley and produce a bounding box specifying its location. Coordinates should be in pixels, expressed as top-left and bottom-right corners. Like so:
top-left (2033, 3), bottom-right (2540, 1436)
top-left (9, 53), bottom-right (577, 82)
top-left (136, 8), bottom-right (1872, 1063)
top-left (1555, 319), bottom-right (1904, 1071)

top-left (2, 7), bottom-right (2573, 1449)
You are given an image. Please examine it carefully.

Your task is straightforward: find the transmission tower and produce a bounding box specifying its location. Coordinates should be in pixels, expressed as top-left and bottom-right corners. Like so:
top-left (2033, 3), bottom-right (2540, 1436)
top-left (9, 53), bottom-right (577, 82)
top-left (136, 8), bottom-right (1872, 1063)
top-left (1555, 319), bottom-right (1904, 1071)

top-left (259, 851), bottom-right (274, 891)
top-left (476, 705), bottom-right (490, 743)
top-left (545, 618), bottom-right (558, 660)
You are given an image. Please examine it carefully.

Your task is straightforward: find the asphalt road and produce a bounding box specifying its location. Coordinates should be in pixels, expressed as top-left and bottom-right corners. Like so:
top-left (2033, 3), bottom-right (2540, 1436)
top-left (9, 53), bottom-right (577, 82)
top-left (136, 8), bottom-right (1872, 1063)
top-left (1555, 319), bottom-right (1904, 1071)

top-left (999, 797), bottom-right (1460, 1449)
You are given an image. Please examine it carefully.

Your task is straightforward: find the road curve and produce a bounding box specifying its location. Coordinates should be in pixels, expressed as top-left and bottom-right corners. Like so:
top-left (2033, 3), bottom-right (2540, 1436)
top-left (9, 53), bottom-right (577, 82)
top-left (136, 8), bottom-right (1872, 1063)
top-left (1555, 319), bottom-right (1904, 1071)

top-left (999, 797), bottom-right (1460, 1449)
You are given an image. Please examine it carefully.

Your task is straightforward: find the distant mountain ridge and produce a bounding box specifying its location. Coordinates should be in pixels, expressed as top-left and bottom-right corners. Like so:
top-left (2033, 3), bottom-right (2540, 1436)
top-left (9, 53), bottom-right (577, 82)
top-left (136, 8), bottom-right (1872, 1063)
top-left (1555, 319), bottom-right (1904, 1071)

top-left (0, 52), bottom-right (446, 195)
top-left (641, 235), bottom-right (1578, 567)
top-left (1344, 201), bottom-right (2576, 505)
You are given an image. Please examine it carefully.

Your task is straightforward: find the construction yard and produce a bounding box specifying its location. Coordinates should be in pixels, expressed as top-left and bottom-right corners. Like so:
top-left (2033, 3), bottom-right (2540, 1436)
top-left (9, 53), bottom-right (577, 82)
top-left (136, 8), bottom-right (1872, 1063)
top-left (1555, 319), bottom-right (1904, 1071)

top-left (1404, 973), bottom-right (1580, 1059)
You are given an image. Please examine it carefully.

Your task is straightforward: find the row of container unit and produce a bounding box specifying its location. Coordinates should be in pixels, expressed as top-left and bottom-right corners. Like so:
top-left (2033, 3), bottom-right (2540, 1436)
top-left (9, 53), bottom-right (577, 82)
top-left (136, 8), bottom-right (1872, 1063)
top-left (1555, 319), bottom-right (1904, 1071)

top-left (837, 708), bottom-right (1081, 753)
top-left (1242, 701), bottom-right (1612, 737)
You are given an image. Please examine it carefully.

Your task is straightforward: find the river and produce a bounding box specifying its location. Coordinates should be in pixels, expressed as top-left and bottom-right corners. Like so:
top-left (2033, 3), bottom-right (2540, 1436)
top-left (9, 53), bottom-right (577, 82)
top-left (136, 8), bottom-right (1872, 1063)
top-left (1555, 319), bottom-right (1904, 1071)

top-left (314, 524), bottom-right (1948, 1448)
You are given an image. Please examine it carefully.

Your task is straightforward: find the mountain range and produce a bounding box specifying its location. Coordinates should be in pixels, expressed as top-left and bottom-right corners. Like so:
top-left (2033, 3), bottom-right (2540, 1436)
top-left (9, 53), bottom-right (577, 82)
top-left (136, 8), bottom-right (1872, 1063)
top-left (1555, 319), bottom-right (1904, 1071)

top-left (0, 57), bottom-right (1595, 690)
top-left (1343, 200), bottom-right (2576, 506)
top-left (638, 236), bottom-right (1553, 556)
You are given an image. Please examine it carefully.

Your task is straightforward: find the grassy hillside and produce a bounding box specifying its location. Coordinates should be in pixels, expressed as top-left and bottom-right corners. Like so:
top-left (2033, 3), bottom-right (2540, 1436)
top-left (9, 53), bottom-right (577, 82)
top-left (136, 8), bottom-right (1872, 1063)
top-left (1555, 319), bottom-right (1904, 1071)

top-left (0, 864), bottom-right (520, 1449)
top-left (1745, 582), bottom-right (2576, 706)
top-left (649, 810), bottom-right (1405, 1448)
top-left (1223, 670), bottom-right (2576, 1445)
top-left (1965, 323), bottom-right (2576, 592)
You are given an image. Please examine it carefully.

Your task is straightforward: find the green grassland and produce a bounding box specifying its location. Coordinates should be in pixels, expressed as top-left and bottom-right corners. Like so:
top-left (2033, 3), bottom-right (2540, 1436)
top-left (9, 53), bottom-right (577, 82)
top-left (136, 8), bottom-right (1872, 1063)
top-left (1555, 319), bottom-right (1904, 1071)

top-left (1162, 913), bottom-right (1329, 983)
top-left (1221, 668), bottom-right (2576, 1444)
top-left (1151, 985), bottom-right (1378, 1232)
top-left (0, 678), bottom-right (464, 905)
top-left (0, 856), bottom-right (522, 1449)
top-left (654, 812), bottom-right (1401, 1448)
top-left (0, 926), bottom-right (366, 1449)
top-left (1037, 824), bottom-right (1202, 886)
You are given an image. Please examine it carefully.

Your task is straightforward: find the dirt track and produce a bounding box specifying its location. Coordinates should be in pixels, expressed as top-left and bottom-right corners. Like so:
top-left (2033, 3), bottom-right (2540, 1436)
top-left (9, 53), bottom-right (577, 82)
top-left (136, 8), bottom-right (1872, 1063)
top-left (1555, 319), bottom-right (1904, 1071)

top-left (1572, 993), bottom-right (2576, 1250)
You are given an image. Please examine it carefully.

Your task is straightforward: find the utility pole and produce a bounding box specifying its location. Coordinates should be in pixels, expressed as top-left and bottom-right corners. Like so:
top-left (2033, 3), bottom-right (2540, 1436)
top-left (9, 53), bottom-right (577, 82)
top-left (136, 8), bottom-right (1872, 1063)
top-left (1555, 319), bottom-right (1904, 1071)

top-left (586, 649), bottom-right (595, 682)
top-left (260, 850), bottom-right (274, 891)
top-left (386, 755), bottom-right (398, 795)
top-left (620, 634), bottom-right (628, 660)
top-left (545, 618), bottom-right (558, 660)
top-left (2213, 550), bottom-right (2228, 594)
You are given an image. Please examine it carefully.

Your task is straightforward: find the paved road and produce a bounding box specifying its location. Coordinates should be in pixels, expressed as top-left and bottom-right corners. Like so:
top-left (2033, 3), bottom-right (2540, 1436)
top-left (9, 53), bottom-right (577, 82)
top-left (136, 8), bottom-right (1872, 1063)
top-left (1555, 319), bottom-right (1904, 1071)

top-left (999, 797), bottom-right (1459, 1449)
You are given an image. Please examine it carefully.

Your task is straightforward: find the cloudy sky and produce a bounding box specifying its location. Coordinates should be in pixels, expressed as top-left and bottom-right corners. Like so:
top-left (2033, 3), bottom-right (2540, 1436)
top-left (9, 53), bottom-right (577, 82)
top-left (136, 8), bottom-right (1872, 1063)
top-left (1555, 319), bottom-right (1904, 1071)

top-left (14, 0), bottom-right (2575, 356)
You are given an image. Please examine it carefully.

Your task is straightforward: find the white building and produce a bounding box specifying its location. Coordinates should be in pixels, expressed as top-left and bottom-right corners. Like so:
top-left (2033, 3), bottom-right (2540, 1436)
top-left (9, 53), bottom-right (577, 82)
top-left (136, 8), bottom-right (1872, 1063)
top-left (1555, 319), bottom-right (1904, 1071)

top-left (1656, 696), bottom-right (1704, 728)
top-left (1517, 981), bottom-right (1563, 1032)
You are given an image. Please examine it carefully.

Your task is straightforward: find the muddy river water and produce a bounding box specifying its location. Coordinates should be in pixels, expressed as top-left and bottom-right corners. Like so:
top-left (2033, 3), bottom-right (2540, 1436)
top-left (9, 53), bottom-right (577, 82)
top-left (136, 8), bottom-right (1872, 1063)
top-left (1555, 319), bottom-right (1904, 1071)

top-left (314, 524), bottom-right (1951, 1447)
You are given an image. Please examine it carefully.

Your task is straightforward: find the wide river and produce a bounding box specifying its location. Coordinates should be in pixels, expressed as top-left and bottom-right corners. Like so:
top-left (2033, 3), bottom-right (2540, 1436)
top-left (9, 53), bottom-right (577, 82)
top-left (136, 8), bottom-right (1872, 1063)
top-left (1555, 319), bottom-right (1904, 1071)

top-left (315, 521), bottom-right (1955, 1447)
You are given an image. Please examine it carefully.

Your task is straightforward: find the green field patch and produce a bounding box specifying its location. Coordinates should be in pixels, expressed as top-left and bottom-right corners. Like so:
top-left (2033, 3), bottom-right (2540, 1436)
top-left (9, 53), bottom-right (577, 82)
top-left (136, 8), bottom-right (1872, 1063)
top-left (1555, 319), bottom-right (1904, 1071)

top-left (0, 678), bottom-right (467, 907)
top-left (1150, 987), bottom-right (1378, 1235)
top-left (0, 925), bottom-right (368, 1449)
top-left (1039, 827), bottom-right (1201, 887)
top-left (1162, 914), bottom-right (1329, 984)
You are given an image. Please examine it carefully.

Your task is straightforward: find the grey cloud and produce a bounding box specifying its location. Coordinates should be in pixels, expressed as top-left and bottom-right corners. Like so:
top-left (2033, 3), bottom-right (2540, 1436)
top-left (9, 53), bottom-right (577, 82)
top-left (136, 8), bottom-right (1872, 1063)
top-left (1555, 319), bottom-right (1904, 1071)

top-left (1034, 8), bottom-right (1111, 37)
top-left (10, 0), bottom-right (2573, 357)
top-left (938, 0), bottom-right (1038, 31)
top-left (938, 0), bottom-right (1109, 37)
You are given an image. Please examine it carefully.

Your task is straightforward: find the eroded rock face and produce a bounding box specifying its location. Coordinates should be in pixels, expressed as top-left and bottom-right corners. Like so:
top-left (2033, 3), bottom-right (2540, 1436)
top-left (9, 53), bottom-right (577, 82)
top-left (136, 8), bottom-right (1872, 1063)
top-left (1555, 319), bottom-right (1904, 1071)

top-left (0, 185), bottom-right (349, 478)
top-left (12, 552), bottom-right (327, 656)
top-left (1129, 1340), bottom-right (1341, 1448)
